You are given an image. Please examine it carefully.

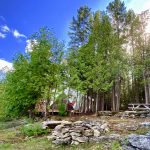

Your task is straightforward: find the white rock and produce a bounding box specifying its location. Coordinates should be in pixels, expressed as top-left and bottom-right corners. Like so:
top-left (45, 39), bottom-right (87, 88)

top-left (93, 129), bottom-right (100, 137)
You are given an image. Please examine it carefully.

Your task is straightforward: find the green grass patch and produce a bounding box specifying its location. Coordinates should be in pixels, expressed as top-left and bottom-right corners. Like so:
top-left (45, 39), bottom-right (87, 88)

top-left (20, 122), bottom-right (48, 137)
top-left (111, 141), bottom-right (122, 150)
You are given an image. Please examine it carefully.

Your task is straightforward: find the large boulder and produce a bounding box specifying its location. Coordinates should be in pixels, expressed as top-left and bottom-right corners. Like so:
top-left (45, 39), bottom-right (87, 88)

top-left (128, 134), bottom-right (150, 150)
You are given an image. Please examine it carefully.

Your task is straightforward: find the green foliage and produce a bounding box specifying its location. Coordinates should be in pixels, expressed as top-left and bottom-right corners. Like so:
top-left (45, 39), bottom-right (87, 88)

top-left (111, 141), bottom-right (122, 150)
top-left (1, 0), bottom-right (149, 116)
top-left (2, 27), bottom-right (64, 117)
top-left (58, 103), bottom-right (67, 116)
top-left (69, 5), bottom-right (92, 49)
top-left (20, 123), bottom-right (48, 137)
top-left (56, 92), bottom-right (68, 102)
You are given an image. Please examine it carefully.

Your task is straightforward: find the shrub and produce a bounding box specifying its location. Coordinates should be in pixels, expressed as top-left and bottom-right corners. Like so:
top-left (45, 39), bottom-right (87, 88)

top-left (58, 103), bottom-right (67, 116)
top-left (20, 122), bottom-right (48, 137)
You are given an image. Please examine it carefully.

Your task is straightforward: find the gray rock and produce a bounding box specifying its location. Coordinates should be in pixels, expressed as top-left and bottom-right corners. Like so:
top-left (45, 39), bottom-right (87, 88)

top-left (74, 121), bottom-right (84, 124)
top-left (100, 123), bottom-right (108, 130)
top-left (61, 128), bottom-right (69, 134)
top-left (52, 131), bottom-right (59, 136)
top-left (70, 132), bottom-right (81, 137)
top-left (83, 129), bottom-right (93, 137)
top-left (54, 124), bottom-right (64, 131)
top-left (71, 140), bottom-right (79, 145)
top-left (62, 133), bottom-right (70, 138)
top-left (125, 124), bottom-right (138, 131)
top-left (52, 137), bottom-right (71, 145)
top-left (146, 131), bottom-right (150, 136)
top-left (42, 120), bottom-right (62, 129)
top-left (128, 134), bottom-right (150, 150)
top-left (140, 122), bottom-right (150, 128)
top-left (61, 121), bottom-right (72, 125)
top-left (47, 135), bottom-right (56, 140)
top-left (108, 134), bottom-right (121, 140)
top-left (147, 113), bottom-right (150, 117)
top-left (93, 129), bottom-right (100, 137)
top-left (140, 114), bottom-right (146, 118)
top-left (75, 136), bottom-right (89, 143)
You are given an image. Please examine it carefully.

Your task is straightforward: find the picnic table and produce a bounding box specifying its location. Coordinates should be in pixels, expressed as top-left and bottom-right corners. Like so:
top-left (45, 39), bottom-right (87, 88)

top-left (128, 103), bottom-right (150, 111)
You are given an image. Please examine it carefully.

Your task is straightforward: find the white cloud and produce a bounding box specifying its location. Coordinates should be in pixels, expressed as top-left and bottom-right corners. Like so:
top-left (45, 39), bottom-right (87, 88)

top-left (25, 39), bottom-right (38, 53)
top-left (0, 32), bottom-right (6, 38)
top-left (0, 59), bottom-right (13, 73)
top-left (12, 29), bottom-right (27, 39)
top-left (125, 0), bottom-right (150, 13)
top-left (1, 25), bottom-right (10, 32)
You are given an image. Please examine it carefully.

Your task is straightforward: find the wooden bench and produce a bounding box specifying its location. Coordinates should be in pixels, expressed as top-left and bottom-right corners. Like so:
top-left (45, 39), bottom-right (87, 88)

top-left (128, 103), bottom-right (150, 111)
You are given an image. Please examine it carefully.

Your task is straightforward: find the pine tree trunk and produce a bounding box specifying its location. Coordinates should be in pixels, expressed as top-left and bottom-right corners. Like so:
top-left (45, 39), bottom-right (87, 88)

top-left (87, 91), bottom-right (89, 113)
top-left (112, 83), bottom-right (116, 111)
top-left (101, 93), bottom-right (104, 111)
top-left (143, 72), bottom-right (149, 104)
top-left (95, 92), bottom-right (99, 113)
top-left (148, 80), bottom-right (150, 103)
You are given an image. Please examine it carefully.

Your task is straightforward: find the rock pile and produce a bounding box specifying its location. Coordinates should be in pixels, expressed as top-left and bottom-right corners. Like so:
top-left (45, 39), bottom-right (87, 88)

top-left (46, 120), bottom-right (120, 145)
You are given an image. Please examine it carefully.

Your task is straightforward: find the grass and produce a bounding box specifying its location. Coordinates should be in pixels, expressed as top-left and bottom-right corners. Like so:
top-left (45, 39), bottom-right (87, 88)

top-left (0, 138), bottom-right (122, 150)
top-left (0, 120), bottom-right (122, 150)
top-left (129, 127), bottom-right (150, 135)
top-left (0, 117), bottom-right (129, 150)
top-left (111, 141), bottom-right (122, 150)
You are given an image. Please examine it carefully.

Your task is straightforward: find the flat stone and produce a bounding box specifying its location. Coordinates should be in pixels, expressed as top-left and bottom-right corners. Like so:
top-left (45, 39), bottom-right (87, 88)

top-left (42, 120), bottom-right (62, 129)
top-left (70, 132), bottom-right (81, 137)
top-left (75, 136), bottom-right (89, 143)
top-left (61, 121), bottom-right (72, 125)
top-left (54, 125), bottom-right (64, 131)
top-left (61, 128), bottom-right (70, 134)
top-left (74, 121), bottom-right (84, 124)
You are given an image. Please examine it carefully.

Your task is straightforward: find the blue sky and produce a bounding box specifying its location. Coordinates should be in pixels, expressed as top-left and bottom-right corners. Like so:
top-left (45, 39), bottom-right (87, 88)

top-left (0, 0), bottom-right (150, 71)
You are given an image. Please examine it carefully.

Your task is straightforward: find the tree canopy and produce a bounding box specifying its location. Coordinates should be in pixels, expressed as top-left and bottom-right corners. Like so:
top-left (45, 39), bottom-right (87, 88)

top-left (1, 0), bottom-right (150, 118)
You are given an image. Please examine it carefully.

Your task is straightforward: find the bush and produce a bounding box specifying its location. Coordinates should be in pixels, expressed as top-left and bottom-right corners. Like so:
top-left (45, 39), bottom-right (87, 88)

top-left (58, 103), bottom-right (67, 116)
top-left (20, 122), bottom-right (48, 137)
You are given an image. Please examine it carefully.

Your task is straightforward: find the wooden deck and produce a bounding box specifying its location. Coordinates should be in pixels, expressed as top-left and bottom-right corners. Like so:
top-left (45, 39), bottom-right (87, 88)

top-left (128, 103), bottom-right (150, 111)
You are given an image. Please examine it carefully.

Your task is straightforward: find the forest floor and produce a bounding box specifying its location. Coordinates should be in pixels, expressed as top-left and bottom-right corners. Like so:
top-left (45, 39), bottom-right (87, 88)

top-left (0, 115), bottom-right (150, 150)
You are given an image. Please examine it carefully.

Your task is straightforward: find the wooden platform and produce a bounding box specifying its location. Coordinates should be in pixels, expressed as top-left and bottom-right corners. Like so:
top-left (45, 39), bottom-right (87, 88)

top-left (128, 103), bottom-right (150, 111)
